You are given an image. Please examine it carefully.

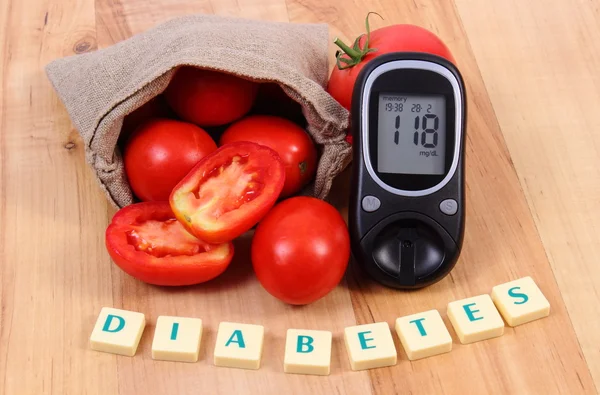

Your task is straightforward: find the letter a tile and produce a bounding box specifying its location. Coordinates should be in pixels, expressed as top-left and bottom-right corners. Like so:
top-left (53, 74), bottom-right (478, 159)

top-left (213, 322), bottom-right (264, 370)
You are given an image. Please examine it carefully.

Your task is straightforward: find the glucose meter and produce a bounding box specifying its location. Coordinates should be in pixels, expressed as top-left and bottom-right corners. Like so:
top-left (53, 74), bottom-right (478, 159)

top-left (349, 52), bottom-right (466, 289)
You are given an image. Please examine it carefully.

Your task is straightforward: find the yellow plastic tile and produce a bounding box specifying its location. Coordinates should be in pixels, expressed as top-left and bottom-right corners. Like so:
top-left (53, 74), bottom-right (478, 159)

top-left (344, 322), bottom-right (397, 371)
top-left (213, 322), bottom-right (264, 370)
top-left (284, 329), bottom-right (332, 376)
top-left (151, 316), bottom-right (203, 363)
top-left (90, 307), bottom-right (146, 357)
top-left (491, 276), bottom-right (550, 327)
top-left (395, 309), bottom-right (452, 360)
top-left (447, 294), bottom-right (505, 344)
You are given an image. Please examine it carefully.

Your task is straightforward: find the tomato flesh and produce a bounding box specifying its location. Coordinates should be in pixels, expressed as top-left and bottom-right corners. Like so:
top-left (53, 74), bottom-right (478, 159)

top-left (170, 142), bottom-right (285, 244)
top-left (105, 202), bottom-right (234, 286)
top-left (190, 155), bottom-right (264, 216)
top-left (126, 219), bottom-right (207, 257)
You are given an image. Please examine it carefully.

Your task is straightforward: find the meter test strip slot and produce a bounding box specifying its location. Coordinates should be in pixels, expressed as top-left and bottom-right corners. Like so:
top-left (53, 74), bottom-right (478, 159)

top-left (349, 52), bottom-right (467, 289)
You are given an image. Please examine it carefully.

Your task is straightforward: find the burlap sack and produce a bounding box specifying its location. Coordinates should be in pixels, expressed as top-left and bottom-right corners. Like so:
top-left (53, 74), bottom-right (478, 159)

top-left (46, 14), bottom-right (351, 208)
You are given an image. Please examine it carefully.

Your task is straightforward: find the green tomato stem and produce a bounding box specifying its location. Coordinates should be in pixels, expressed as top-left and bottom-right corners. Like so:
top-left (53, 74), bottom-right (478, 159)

top-left (333, 37), bottom-right (362, 61)
top-left (333, 11), bottom-right (384, 70)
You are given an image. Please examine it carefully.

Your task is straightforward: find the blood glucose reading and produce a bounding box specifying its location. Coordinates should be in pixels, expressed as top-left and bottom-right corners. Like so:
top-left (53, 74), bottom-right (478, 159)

top-left (377, 93), bottom-right (446, 175)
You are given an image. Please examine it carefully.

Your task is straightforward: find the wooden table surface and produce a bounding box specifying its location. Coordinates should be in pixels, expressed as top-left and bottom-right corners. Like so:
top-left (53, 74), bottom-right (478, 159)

top-left (2, 0), bottom-right (600, 394)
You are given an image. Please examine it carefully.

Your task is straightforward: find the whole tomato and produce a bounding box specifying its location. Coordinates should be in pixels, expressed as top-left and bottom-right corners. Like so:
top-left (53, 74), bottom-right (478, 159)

top-left (251, 197), bottom-right (350, 305)
top-left (220, 115), bottom-right (317, 197)
top-left (328, 13), bottom-right (455, 110)
top-left (165, 67), bottom-right (259, 127)
top-left (124, 118), bottom-right (217, 201)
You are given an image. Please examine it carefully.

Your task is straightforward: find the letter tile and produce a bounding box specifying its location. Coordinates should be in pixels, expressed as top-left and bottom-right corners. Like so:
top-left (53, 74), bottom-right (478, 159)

top-left (284, 329), bottom-right (332, 376)
top-left (344, 322), bottom-right (397, 371)
top-left (90, 307), bottom-right (145, 356)
top-left (395, 309), bottom-right (452, 360)
top-left (491, 276), bottom-right (550, 327)
top-left (213, 322), bottom-right (264, 370)
top-left (447, 294), bottom-right (504, 344)
top-left (152, 316), bottom-right (203, 362)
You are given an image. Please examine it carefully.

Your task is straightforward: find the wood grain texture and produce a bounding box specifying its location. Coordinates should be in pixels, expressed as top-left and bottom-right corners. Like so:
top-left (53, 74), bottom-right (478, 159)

top-left (455, 0), bottom-right (600, 386)
top-left (0, 0), bottom-right (598, 394)
top-left (0, 0), bottom-right (115, 394)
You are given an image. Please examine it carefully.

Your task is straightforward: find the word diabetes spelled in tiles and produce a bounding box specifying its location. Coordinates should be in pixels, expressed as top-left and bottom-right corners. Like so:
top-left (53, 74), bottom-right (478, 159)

top-left (90, 277), bottom-right (550, 374)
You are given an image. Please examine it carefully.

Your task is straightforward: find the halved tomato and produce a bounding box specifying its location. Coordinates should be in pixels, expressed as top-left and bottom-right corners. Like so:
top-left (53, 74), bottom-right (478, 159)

top-left (170, 142), bottom-right (285, 244)
top-left (105, 202), bottom-right (234, 286)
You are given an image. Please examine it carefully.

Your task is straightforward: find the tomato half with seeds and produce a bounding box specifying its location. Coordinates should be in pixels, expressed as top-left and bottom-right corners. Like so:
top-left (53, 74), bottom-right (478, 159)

top-left (105, 202), bottom-right (234, 286)
top-left (170, 142), bottom-right (285, 244)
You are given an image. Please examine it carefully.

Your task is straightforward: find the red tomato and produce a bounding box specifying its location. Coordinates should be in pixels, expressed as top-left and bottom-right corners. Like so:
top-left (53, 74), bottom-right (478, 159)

top-left (165, 67), bottom-right (259, 127)
top-left (124, 119), bottom-right (217, 202)
top-left (251, 197), bottom-right (350, 305)
top-left (105, 202), bottom-right (234, 286)
top-left (220, 115), bottom-right (317, 198)
top-left (170, 142), bottom-right (285, 244)
top-left (328, 14), bottom-right (455, 110)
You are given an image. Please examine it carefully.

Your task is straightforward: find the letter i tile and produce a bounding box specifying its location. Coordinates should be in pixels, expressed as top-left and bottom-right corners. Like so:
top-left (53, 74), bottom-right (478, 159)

top-left (152, 316), bottom-right (203, 362)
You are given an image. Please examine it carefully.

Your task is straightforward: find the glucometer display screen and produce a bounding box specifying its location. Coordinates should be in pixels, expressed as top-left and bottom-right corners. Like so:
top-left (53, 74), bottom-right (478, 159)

top-left (377, 93), bottom-right (447, 175)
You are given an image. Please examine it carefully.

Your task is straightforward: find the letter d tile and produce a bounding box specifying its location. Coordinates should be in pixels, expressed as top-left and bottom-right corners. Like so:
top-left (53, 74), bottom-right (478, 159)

top-left (90, 307), bottom-right (146, 356)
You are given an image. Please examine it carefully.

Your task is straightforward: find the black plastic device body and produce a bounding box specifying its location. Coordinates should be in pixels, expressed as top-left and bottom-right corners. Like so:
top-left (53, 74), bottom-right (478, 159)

top-left (349, 52), bottom-right (467, 289)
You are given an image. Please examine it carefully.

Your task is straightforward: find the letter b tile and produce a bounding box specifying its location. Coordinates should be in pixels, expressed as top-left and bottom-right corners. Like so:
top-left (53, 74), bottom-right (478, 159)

top-left (284, 329), bottom-right (332, 376)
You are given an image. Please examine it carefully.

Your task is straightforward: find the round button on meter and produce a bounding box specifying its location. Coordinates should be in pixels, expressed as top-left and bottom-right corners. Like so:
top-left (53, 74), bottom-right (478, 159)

top-left (349, 52), bottom-right (466, 289)
top-left (361, 196), bottom-right (381, 212)
top-left (439, 199), bottom-right (458, 216)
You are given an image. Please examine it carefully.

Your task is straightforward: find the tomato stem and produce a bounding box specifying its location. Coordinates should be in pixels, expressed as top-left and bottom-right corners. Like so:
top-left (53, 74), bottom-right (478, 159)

top-left (298, 161), bottom-right (307, 175)
top-left (333, 37), bottom-right (361, 60)
top-left (334, 12), bottom-right (383, 70)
